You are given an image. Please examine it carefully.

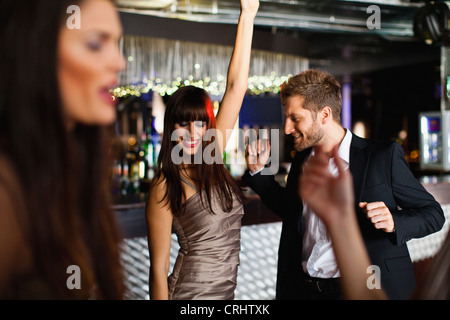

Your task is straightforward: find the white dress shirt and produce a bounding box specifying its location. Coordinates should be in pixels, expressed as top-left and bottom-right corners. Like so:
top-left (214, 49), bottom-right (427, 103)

top-left (301, 129), bottom-right (352, 278)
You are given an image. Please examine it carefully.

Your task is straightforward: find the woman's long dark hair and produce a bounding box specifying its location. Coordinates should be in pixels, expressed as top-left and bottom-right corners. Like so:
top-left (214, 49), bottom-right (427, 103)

top-left (0, 0), bottom-right (125, 299)
top-left (155, 86), bottom-right (246, 216)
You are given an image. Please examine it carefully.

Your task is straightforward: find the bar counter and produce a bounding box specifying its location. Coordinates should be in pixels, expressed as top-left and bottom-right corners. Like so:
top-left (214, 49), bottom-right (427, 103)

top-left (112, 181), bottom-right (281, 239)
top-left (113, 173), bottom-right (450, 239)
top-left (114, 174), bottom-right (450, 300)
top-left (419, 175), bottom-right (450, 205)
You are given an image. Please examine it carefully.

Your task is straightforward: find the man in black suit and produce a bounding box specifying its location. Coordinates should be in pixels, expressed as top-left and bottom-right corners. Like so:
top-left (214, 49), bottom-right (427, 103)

top-left (242, 69), bottom-right (445, 300)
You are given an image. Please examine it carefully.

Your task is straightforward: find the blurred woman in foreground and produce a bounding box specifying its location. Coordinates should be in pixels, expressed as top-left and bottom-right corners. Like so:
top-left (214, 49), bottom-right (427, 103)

top-left (0, 0), bottom-right (126, 299)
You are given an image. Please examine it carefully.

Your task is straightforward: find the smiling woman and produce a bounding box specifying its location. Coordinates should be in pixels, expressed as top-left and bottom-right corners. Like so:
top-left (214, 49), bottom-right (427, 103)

top-left (0, 0), bottom-right (127, 299)
top-left (146, 0), bottom-right (260, 300)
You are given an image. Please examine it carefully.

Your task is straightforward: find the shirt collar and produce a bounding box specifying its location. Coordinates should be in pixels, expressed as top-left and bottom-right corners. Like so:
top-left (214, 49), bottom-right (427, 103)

top-left (310, 129), bottom-right (352, 164)
top-left (338, 129), bottom-right (352, 165)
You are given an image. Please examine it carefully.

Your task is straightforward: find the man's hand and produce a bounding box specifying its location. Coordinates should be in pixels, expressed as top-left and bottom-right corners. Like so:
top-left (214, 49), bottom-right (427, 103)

top-left (359, 201), bottom-right (395, 233)
top-left (246, 139), bottom-right (270, 174)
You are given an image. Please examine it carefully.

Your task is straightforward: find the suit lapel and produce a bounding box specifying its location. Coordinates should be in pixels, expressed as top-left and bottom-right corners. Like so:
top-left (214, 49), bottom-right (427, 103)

top-left (290, 148), bottom-right (312, 183)
top-left (349, 135), bottom-right (370, 203)
top-left (295, 138), bottom-right (369, 235)
top-left (293, 148), bottom-right (313, 237)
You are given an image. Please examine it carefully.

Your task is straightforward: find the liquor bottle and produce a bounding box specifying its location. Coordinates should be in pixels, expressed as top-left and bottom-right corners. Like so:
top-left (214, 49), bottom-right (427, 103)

top-left (120, 162), bottom-right (130, 195)
top-left (122, 137), bottom-right (141, 195)
top-left (139, 131), bottom-right (149, 177)
top-left (111, 159), bottom-right (122, 196)
top-left (144, 126), bottom-right (154, 179)
top-left (137, 133), bottom-right (147, 180)
top-left (109, 129), bottom-right (125, 195)
top-left (150, 116), bottom-right (161, 171)
top-left (129, 162), bottom-right (140, 194)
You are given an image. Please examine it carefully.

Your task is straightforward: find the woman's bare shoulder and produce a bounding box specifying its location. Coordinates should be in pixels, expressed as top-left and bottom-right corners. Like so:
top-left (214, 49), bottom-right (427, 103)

top-left (148, 173), bottom-right (168, 197)
top-left (146, 173), bottom-right (172, 216)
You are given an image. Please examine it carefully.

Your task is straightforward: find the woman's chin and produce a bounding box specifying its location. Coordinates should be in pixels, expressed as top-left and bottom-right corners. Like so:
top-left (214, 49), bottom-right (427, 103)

top-left (182, 146), bottom-right (201, 156)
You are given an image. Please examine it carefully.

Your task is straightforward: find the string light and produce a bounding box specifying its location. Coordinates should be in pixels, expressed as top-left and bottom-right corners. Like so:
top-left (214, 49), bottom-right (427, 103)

top-left (112, 73), bottom-right (293, 99)
top-left (116, 35), bottom-right (307, 99)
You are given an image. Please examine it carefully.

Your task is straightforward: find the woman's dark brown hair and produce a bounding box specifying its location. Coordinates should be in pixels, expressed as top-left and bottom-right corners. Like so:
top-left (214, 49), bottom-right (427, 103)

top-left (0, 0), bottom-right (125, 299)
top-left (155, 85), bottom-right (246, 216)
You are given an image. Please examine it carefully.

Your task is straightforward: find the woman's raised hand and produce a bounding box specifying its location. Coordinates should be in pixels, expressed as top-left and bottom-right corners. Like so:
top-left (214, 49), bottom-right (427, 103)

top-left (241, 0), bottom-right (260, 17)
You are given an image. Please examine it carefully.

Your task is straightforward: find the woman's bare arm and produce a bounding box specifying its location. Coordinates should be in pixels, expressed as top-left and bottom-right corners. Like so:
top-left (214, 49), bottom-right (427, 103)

top-left (145, 176), bottom-right (173, 300)
top-left (215, 0), bottom-right (259, 153)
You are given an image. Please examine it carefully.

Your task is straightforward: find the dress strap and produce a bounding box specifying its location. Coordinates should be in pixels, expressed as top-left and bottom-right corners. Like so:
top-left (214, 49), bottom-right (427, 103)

top-left (180, 177), bottom-right (199, 192)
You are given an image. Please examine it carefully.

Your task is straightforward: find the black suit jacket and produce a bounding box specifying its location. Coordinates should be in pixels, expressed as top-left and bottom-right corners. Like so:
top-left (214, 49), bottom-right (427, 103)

top-left (242, 133), bottom-right (445, 300)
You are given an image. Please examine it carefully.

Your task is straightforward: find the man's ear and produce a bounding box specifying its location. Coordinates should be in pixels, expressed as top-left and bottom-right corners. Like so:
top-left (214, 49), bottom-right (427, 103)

top-left (319, 106), bottom-right (333, 124)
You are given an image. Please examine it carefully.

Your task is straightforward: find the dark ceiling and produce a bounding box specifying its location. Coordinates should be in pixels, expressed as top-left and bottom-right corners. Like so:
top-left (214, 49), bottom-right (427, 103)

top-left (117, 0), bottom-right (420, 35)
top-left (116, 0), bottom-right (442, 76)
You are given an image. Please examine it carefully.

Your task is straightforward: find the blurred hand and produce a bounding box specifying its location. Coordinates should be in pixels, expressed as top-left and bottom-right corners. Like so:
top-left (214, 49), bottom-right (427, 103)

top-left (299, 145), bottom-right (354, 227)
top-left (246, 139), bottom-right (270, 174)
top-left (359, 201), bottom-right (395, 233)
top-left (241, 0), bottom-right (260, 17)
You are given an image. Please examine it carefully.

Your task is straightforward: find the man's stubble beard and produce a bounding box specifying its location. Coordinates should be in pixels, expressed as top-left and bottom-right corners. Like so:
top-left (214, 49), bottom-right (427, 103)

top-left (293, 121), bottom-right (324, 152)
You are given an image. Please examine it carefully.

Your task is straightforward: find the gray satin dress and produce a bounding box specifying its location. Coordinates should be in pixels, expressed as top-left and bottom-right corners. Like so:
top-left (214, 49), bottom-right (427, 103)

top-left (168, 178), bottom-right (244, 300)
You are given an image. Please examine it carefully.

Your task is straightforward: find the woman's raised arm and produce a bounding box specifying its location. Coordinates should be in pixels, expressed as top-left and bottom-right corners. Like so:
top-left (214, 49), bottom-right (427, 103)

top-left (215, 0), bottom-right (259, 153)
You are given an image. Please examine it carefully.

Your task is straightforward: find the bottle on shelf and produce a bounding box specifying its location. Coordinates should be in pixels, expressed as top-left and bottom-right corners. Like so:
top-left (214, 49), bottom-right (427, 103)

top-left (110, 159), bottom-right (122, 196)
top-left (148, 115), bottom-right (161, 179)
top-left (120, 161), bottom-right (130, 196)
top-left (111, 97), bottom-right (164, 196)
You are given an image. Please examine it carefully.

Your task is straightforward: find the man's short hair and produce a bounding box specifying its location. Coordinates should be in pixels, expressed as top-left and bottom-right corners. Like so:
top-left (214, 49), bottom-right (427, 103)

top-left (280, 69), bottom-right (342, 123)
